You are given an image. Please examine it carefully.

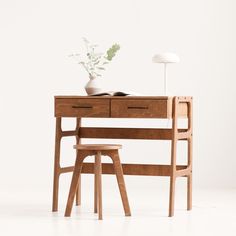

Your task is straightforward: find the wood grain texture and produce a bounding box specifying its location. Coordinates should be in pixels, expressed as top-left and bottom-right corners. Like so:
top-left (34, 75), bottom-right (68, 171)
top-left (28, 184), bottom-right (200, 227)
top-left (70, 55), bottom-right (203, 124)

top-left (79, 127), bottom-right (187, 140)
top-left (94, 155), bottom-right (98, 213)
top-left (169, 97), bottom-right (178, 217)
top-left (187, 98), bottom-right (193, 211)
top-left (74, 144), bottom-right (122, 150)
top-left (55, 96), bottom-right (188, 118)
top-left (168, 96), bottom-right (193, 217)
top-left (61, 163), bottom-right (187, 176)
top-left (111, 99), bottom-right (169, 118)
top-left (55, 96), bottom-right (170, 100)
top-left (65, 145), bottom-right (131, 219)
top-left (52, 117), bottom-right (62, 212)
top-left (75, 118), bottom-right (81, 206)
top-left (108, 150), bottom-right (131, 216)
top-left (55, 98), bottom-right (110, 117)
top-left (64, 152), bottom-right (85, 217)
top-left (95, 151), bottom-right (103, 220)
top-left (53, 95), bottom-right (193, 217)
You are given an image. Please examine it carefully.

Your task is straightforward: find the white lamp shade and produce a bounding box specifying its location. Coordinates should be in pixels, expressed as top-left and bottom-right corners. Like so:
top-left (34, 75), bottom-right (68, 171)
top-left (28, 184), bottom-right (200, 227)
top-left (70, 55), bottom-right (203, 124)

top-left (152, 53), bottom-right (180, 63)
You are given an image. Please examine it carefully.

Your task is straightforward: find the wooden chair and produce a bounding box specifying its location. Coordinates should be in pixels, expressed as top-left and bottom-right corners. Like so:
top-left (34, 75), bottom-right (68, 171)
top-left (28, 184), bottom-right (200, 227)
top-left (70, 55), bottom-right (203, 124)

top-left (64, 144), bottom-right (131, 220)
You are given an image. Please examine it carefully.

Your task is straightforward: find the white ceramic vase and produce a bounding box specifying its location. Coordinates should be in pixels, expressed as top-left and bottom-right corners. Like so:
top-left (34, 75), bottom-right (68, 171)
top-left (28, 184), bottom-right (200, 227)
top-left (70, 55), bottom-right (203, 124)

top-left (85, 75), bottom-right (103, 95)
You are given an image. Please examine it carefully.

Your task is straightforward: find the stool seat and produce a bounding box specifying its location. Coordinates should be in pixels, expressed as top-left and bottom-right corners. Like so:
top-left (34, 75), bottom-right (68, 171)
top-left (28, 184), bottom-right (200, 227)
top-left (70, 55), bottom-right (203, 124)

top-left (73, 144), bottom-right (122, 150)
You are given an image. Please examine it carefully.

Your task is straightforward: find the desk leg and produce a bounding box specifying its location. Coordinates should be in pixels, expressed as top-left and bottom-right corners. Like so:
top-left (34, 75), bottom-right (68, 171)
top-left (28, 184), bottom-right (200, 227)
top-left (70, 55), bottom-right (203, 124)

top-left (187, 98), bottom-right (193, 211)
top-left (52, 117), bottom-right (62, 212)
top-left (187, 132), bottom-right (193, 210)
top-left (169, 96), bottom-right (193, 216)
top-left (75, 118), bottom-right (81, 206)
top-left (169, 135), bottom-right (177, 217)
top-left (169, 97), bottom-right (178, 217)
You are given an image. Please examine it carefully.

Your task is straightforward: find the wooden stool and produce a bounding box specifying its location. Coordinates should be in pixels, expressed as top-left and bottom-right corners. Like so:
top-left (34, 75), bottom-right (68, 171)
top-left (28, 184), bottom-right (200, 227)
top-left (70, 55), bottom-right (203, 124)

top-left (64, 144), bottom-right (131, 220)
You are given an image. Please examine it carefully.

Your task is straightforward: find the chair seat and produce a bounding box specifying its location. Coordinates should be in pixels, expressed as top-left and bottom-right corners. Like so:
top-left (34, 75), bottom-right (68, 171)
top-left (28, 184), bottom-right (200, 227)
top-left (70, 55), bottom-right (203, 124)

top-left (73, 144), bottom-right (122, 151)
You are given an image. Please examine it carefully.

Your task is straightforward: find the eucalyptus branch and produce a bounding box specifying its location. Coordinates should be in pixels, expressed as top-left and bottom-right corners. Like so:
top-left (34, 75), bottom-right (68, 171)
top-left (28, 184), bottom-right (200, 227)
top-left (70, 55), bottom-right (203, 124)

top-left (70, 38), bottom-right (120, 78)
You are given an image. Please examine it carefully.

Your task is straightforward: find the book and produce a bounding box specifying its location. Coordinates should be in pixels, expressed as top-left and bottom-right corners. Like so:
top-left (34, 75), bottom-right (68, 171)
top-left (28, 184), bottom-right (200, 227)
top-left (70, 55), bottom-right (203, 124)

top-left (91, 91), bottom-right (130, 96)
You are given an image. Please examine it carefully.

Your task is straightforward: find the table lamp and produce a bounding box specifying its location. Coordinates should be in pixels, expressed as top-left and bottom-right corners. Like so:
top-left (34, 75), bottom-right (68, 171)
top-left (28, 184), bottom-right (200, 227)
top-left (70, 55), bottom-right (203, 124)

top-left (152, 53), bottom-right (180, 95)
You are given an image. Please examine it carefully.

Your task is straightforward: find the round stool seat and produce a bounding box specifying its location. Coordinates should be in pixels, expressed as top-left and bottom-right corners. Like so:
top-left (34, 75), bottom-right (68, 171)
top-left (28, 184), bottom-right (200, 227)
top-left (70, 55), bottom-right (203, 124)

top-left (73, 144), bottom-right (122, 151)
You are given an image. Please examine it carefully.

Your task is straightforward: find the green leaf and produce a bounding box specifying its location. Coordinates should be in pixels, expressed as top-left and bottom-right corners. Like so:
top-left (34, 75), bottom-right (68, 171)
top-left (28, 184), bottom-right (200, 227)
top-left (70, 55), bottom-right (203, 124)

top-left (106, 44), bottom-right (120, 61)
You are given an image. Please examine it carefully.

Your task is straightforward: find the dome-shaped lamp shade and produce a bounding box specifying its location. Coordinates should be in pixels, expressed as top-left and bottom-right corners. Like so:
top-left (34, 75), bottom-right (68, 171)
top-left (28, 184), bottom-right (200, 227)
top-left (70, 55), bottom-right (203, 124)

top-left (152, 53), bottom-right (180, 63)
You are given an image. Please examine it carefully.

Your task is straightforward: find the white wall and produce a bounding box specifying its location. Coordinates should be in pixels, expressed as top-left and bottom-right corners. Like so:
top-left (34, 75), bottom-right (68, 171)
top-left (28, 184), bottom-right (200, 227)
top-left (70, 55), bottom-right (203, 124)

top-left (0, 0), bottom-right (236, 192)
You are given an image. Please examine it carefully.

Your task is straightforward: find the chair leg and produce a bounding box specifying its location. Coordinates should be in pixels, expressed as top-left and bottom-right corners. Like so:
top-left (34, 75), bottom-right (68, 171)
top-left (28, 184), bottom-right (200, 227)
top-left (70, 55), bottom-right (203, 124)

top-left (65, 153), bottom-right (84, 217)
top-left (94, 156), bottom-right (98, 213)
top-left (111, 151), bottom-right (131, 216)
top-left (95, 151), bottom-right (102, 220)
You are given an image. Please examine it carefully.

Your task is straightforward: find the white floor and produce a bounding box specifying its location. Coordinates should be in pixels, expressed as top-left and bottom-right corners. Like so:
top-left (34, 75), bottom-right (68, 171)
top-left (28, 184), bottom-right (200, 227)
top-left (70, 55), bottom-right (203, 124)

top-left (1, 178), bottom-right (236, 236)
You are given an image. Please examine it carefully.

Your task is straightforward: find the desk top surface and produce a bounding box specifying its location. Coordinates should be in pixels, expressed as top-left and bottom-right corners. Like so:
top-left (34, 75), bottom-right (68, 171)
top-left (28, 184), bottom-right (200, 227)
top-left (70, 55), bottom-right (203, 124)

top-left (55, 95), bottom-right (172, 100)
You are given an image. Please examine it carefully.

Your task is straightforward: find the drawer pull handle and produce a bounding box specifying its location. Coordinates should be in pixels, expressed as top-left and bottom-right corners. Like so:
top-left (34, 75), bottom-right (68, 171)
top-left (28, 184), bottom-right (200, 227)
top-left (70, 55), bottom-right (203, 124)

top-left (72, 105), bottom-right (93, 109)
top-left (127, 106), bottom-right (148, 110)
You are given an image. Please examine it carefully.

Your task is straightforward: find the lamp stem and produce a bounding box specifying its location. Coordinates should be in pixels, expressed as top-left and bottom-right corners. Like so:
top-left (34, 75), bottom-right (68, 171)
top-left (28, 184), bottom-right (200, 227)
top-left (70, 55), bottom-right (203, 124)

top-left (164, 63), bottom-right (167, 95)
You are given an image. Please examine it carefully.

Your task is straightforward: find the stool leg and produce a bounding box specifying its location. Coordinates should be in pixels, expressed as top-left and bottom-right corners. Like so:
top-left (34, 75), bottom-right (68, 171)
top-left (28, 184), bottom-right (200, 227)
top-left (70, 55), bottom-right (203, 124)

top-left (95, 151), bottom-right (102, 220)
top-left (169, 175), bottom-right (176, 217)
top-left (65, 153), bottom-right (84, 217)
top-left (75, 118), bottom-right (82, 206)
top-left (111, 151), bottom-right (131, 216)
top-left (76, 177), bottom-right (81, 206)
top-left (94, 156), bottom-right (98, 213)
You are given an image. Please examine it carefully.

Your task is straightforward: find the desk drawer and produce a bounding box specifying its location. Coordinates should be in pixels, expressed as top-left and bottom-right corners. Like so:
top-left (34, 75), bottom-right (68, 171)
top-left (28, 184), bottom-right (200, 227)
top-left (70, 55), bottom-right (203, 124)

top-left (111, 99), bottom-right (170, 118)
top-left (55, 98), bottom-right (110, 117)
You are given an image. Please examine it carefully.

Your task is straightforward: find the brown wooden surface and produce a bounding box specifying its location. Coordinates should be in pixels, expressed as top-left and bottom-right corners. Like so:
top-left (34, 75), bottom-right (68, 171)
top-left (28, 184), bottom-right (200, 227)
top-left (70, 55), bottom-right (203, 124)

top-left (75, 118), bottom-right (81, 206)
top-left (79, 127), bottom-right (188, 140)
top-left (95, 151), bottom-right (103, 220)
top-left (65, 146), bottom-right (131, 219)
top-left (55, 96), bottom-right (170, 99)
top-left (55, 98), bottom-right (110, 117)
top-left (63, 163), bottom-right (187, 176)
top-left (53, 96), bottom-right (193, 217)
top-left (73, 144), bottom-right (122, 150)
top-left (169, 97), bottom-right (178, 217)
top-left (109, 150), bottom-right (131, 216)
top-left (187, 98), bottom-right (193, 211)
top-left (94, 155), bottom-right (98, 213)
top-left (54, 96), bottom-right (188, 118)
top-left (65, 152), bottom-right (85, 217)
top-left (52, 117), bottom-right (62, 212)
top-left (111, 99), bottom-right (170, 118)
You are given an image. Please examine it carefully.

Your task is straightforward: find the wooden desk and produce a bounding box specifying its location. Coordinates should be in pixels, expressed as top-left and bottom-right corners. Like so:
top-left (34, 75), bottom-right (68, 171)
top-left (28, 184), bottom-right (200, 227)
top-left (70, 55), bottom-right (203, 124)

top-left (53, 96), bottom-right (193, 217)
